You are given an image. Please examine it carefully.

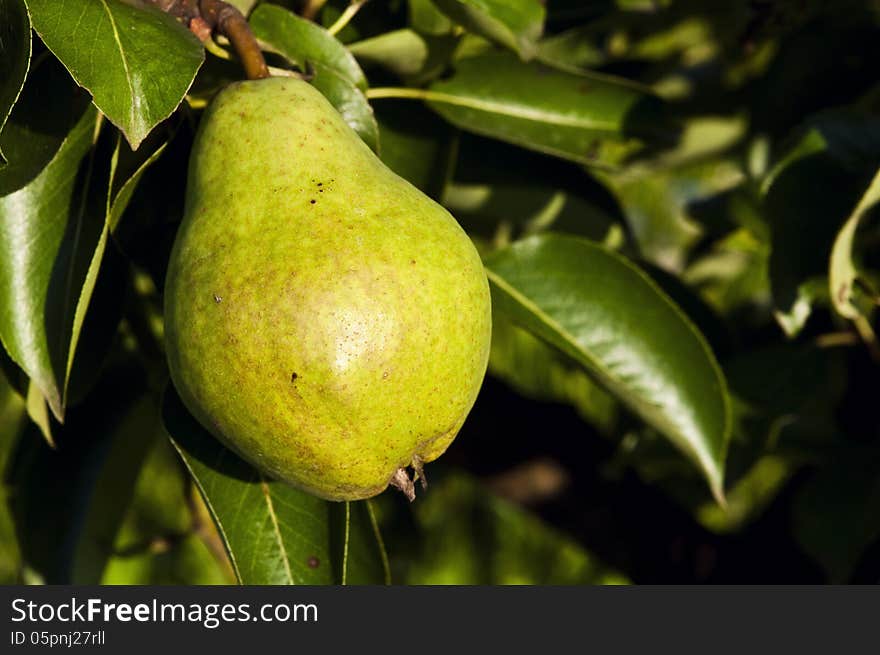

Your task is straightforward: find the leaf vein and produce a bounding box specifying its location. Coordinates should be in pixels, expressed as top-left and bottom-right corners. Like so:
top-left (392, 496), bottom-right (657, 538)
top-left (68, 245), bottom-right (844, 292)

top-left (260, 478), bottom-right (295, 584)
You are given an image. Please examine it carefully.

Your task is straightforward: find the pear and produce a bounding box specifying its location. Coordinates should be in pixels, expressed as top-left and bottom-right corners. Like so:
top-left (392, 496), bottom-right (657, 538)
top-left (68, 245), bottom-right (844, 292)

top-left (164, 78), bottom-right (491, 501)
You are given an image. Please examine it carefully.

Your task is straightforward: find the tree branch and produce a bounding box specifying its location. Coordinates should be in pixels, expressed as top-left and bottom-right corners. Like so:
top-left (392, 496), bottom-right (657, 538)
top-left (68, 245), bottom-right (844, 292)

top-left (143, 0), bottom-right (269, 80)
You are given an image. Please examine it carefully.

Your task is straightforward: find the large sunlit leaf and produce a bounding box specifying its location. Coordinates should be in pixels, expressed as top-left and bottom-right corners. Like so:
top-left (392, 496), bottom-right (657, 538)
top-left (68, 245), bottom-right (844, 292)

top-left (626, 344), bottom-right (844, 536)
top-left (163, 386), bottom-right (389, 585)
top-left (24, 0), bottom-right (203, 149)
top-left (484, 233), bottom-right (730, 502)
top-left (424, 52), bottom-right (673, 168)
top-left (488, 313), bottom-right (618, 434)
top-left (0, 0), bottom-right (31, 167)
top-left (0, 106), bottom-right (101, 420)
top-left (249, 4), bottom-right (378, 151)
top-left (431, 0), bottom-right (545, 59)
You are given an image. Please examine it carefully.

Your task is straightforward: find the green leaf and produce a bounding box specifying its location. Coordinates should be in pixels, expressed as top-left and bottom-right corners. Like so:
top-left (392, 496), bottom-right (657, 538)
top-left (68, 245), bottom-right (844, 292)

top-left (408, 0), bottom-right (454, 35)
top-left (66, 133), bottom-right (167, 407)
top-left (309, 67), bottom-right (379, 153)
top-left (404, 472), bottom-right (628, 584)
top-left (762, 111), bottom-right (880, 335)
top-left (0, 0), bottom-right (31, 166)
top-left (163, 386), bottom-right (388, 585)
top-left (348, 29), bottom-right (457, 84)
top-left (64, 242), bottom-right (127, 408)
top-left (250, 4), bottom-right (366, 89)
top-left (0, 53), bottom-right (91, 197)
top-left (0, 106), bottom-right (101, 419)
top-left (25, 379), bottom-right (53, 447)
top-left (0, 106), bottom-right (165, 421)
top-left (488, 312), bottom-right (618, 434)
top-left (600, 158), bottom-right (746, 272)
top-left (829, 168), bottom-right (880, 321)
top-left (108, 136), bottom-right (169, 234)
top-left (536, 25), bottom-right (604, 73)
top-left (24, 0), bottom-right (203, 149)
top-left (484, 233), bottom-right (730, 501)
top-left (430, 0), bottom-right (545, 59)
top-left (446, 132), bottom-right (626, 245)
top-left (684, 226), bottom-right (770, 318)
top-left (424, 52), bottom-right (671, 168)
top-left (694, 454), bottom-right (793, 535)
top-left (249, 4), bottom-right (378, 151)
top-left (620, 341), bottom-right (846, 536)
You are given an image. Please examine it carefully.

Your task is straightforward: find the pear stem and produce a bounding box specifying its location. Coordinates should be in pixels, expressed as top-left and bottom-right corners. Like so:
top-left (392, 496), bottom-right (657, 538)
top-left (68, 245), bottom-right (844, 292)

top-left (144, 0), bottom-right (270, 80)
top-left (200, 0), bottom-right (270, 80)
top-left (389, 467), bottom-right (416, 502)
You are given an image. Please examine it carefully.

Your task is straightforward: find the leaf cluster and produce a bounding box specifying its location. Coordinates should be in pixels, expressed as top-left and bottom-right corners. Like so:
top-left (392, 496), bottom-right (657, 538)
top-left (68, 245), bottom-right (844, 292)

top-left (1, 0), bottom-right (878, 584)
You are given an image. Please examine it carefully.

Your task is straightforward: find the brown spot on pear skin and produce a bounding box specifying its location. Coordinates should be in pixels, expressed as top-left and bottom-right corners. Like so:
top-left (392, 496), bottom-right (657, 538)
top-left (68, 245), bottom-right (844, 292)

top-left (307, 556), bottom-right (320, 568)
top-left (213, 294), bottom-right (222, 303)
top-left (291, 372), bottom-right (298, 383)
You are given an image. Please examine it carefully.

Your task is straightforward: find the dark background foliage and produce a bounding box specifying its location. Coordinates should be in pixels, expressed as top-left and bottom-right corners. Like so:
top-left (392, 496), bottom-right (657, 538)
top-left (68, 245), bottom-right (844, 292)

top-left (1, 0), bottom-right (879, 584)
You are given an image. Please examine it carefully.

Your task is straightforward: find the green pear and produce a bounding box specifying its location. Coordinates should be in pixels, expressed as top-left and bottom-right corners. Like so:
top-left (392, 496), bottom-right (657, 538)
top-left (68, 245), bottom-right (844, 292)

top-left (164, 78), bottom-right (491, 501)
